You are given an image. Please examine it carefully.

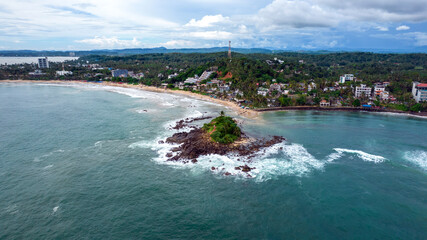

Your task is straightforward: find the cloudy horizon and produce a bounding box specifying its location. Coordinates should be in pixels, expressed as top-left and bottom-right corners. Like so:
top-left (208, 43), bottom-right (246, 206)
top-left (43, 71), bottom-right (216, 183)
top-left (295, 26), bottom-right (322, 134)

top-left (1, 0), bottom-right (427, 51)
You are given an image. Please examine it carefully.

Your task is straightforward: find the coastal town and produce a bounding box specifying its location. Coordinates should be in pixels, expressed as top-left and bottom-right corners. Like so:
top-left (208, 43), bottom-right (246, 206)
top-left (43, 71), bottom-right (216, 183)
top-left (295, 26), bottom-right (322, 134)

top-left (1, 52), bottom-right (426, 114)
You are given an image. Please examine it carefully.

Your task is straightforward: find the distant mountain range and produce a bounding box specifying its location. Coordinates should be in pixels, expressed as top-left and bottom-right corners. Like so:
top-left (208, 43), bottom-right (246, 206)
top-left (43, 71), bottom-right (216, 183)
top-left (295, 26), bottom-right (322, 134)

top-left (0, 46), bottom-right (426, 57)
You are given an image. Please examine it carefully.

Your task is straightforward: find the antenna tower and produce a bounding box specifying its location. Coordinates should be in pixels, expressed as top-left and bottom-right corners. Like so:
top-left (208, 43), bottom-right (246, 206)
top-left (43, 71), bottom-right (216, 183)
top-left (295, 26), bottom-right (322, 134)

top-left (228, 41), bottom-right (232, 59)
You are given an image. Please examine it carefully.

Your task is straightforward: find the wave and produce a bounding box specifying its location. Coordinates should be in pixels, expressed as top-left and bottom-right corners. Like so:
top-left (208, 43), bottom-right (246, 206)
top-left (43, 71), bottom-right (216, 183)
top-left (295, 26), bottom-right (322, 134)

top-left (327, 148), bottom-right (386, 163)
top-left (403, 150), bottom-right (427, 171)
top-left (34, 149), bottom-right (65, 162)
top-left (130, 136), bottom-right (325, 182)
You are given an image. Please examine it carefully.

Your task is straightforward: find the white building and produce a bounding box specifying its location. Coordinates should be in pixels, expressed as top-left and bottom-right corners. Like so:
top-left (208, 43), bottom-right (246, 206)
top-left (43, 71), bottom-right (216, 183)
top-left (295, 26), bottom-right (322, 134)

top-left (320, 99), bottom-right (330, 107)
top-left (380, 91), bottom-right (390, 100)
top-left (374, 84), bottom-right (385, 92)
top-left (199, 71), bottom-right (213, 81)
top-left (56, 70), bottom-right (73, 76)
top-left (308, 82), bottom-right (317, 91)
top-left (257, 87), bottom-right (268, 96)
top-left (412, 82), bottom-right (427, 103)
top-left (355, 84), bottom-right (372, 98)
top-left (38, 57), bottom-right (49, 69)
top-left (339, 74), bottom-right (354, 84)
top-left (184, 77), bottom-right (199, 84)
top-left (168, 73), bottom-right (178, 79)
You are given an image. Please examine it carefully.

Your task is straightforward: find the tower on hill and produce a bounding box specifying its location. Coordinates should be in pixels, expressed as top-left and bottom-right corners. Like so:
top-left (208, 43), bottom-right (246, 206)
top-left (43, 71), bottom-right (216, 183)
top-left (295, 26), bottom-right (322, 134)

top-left (228, 41), bottom-right (232, 59)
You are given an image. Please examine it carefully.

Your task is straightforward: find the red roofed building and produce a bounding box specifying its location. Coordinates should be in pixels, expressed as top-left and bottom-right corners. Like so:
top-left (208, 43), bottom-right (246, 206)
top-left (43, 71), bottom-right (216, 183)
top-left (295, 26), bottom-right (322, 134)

top-left (412, 82), bottom-right (427, 102)
top-left (222, 72), bottom-right (233, 80)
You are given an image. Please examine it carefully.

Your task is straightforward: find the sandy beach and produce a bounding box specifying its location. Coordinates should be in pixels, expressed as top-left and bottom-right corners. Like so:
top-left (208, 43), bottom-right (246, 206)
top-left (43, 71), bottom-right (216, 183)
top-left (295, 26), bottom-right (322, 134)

top-left (1, 80), bottom-right (260, 119)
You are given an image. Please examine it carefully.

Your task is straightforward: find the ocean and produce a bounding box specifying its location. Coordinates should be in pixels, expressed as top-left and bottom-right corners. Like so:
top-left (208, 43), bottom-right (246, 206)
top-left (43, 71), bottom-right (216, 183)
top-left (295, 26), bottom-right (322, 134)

top-left (0, 83), bottom-right (426, 239)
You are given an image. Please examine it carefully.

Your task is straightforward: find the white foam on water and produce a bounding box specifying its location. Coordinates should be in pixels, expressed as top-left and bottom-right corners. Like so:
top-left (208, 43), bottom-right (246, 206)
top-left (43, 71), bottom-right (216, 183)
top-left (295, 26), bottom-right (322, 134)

top-left (331, 148), bottom-right (386, 163)
top-left (133, 136), bottom-right (325, 182)
top-left (34, 149), bottom-right (65, 162)
top-left (325, 152), bottom-right (344, 162)
top-left (5, 204), bottom-right (19, 215)
top-left (43, 164), bottom-right (54, 170)
top-left (53, 206), bottom-right (59, 213)
top-left (403, 150), bottom-right (427, 171)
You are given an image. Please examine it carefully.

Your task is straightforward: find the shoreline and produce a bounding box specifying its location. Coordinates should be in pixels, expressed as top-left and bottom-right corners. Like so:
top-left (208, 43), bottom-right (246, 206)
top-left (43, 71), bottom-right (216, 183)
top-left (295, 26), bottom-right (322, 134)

top-left (0, 80), bottom-right (259, 119)
top-left (2, 80), bottom-right (426, 119)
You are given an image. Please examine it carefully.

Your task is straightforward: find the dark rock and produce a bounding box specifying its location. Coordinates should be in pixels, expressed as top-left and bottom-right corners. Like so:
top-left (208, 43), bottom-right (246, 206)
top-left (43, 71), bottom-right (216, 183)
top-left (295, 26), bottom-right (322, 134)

top-left (158, 140), bottom-right (164, 144)
top-left (191, 159), bottom-right (198, 163)
top-left (234, 167), bottom-right (241, 170)
top-left (224, 172), bottom-right (231, 176)
top-left (241, 165), bottom-right (251, 172)
top-left (166, 152), bottom-right (173, 158)
top-left (211, 167), bottom-right (216, 170)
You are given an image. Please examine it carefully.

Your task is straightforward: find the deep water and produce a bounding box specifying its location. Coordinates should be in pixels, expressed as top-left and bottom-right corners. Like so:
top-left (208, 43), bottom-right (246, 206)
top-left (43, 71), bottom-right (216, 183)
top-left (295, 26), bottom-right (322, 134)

top-left (0, 83), bottom-right (426, 239)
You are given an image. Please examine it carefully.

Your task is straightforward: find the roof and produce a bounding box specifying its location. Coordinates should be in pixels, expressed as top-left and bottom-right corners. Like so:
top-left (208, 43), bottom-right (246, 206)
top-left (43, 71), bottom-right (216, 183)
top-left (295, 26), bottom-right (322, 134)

top-left (417, 83), bottom-right (427, 87)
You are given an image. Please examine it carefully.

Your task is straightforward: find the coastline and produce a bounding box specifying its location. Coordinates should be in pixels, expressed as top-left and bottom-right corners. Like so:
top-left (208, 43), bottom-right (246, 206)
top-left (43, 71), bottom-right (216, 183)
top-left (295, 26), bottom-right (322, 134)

top-left (2, 80), bottom-right (426, 119)
top-left (0, 80), bottom-right (259, 119)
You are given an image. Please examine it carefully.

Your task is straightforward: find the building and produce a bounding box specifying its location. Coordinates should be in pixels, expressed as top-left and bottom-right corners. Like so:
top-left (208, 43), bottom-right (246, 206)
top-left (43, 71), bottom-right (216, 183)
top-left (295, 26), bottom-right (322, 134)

top-left (168, 73), bottom-right (178, 79)
top-left (320, 99), bottom-right (330, 107)
top-left (38, 57), bottom-right (49, 69)
top-left (355, 84), bottom-right (372, 98)
top-left (339, 74), bottom-right (354, 84)
top-left (29, 70), bottom-right (45, 76)
top-left (308, 82), bottom-right (316, 92)
top-left (380, 91), bottom-right (390, 101)
top-left (184, 77), bottom-right (199, 84)
top-left (257, 87), bottom-right (268, 96)
top-left (199, 71), bottom-right (213, 81)
top-left (269, 83), bottom-right (281, 92)
top-left (412, 82), bottom-right (427, 103)
top-left (111, 69), bottom-right (128, 78)
top-left (56, 70), bottom-right (73, 76)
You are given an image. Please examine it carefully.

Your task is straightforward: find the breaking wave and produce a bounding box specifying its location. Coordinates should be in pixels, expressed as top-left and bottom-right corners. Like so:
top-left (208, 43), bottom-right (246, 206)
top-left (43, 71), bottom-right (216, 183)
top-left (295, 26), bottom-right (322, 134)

top-left (326, 148), bottom-right (386, 163)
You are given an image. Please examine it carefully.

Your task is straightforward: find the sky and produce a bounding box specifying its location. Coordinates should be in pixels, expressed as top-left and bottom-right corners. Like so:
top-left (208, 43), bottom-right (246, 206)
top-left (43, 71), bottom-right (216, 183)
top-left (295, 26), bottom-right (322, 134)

top-left (1, 0), bottom-right (427, 51)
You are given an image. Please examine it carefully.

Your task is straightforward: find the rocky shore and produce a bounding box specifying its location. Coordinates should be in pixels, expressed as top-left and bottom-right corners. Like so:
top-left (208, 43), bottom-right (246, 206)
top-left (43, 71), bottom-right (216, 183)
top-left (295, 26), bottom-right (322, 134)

top-left (160, 117), bottom-right (286, 176)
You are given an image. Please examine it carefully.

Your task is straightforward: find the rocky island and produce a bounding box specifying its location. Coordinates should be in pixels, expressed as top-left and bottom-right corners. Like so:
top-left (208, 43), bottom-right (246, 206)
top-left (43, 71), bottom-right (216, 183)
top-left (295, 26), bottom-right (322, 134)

top-left (162, 112), bottom-right (286, 176)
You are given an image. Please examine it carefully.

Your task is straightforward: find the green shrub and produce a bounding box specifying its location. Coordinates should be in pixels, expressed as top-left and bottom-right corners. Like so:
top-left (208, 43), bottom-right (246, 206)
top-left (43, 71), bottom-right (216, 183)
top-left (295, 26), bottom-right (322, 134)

top-left (202, 115), bottom-right (241, 144)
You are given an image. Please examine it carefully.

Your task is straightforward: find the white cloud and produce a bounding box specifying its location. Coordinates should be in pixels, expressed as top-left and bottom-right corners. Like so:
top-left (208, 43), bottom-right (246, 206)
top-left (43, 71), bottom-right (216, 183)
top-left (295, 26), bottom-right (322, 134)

top-left (75, 36), bottom-right (141, 48)
top-left (188, 31), bottom-right (232, 40)
top-left (329, 40), bottom-right (338, 47)
top-left (406, 32), bottom-right (427, 46)
top-left (376, 26), bottom-right (389, 31)
top-left (396, 25), bottom-right (410, 31)
top-left (185, 14), bottom-right (229, 28)
top-left (162, 40), bottom-right (194, 48)
top-left (256, 0), bottom-right (338, 29)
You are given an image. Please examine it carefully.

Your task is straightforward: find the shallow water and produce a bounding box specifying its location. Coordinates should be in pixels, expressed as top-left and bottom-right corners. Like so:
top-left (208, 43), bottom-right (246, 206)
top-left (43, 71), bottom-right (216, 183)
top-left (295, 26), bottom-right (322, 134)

top-left (1, 83), bottom-right (426, 239)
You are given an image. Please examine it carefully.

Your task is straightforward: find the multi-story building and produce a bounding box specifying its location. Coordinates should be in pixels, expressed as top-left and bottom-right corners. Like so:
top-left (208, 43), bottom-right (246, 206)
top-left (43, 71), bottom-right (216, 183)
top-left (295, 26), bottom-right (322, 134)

top-left (38, 57), bottom-right (49, 69)
top-left (111, 69), bottom-right (128, 78)
top-left (339, 74), bottom-right (354, 84)
top-left (199, 71), bottom-right (213, 81)
top-left (412, 82), bottom-right (427, 103)
top-left (355, 84), bottom-right (372, 98)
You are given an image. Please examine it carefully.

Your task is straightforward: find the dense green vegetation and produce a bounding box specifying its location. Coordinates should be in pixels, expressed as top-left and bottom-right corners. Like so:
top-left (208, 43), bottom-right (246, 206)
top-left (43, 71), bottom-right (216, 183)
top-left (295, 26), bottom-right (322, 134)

top-left (202, 112), bottom-right (241, 144)
top-left (1, 51), bottom-right (427, 111)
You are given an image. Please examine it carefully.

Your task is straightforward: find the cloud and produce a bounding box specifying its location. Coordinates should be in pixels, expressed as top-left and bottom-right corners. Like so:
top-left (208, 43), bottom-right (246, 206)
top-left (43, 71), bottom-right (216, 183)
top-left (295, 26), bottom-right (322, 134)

top-left (396, 25), bottom-right (410, 31)
top-left (162, 40), bottom-right (194, 48)
top-left (256, 0), bottom-right (338, 29)
top-left (46, 5), bottom-right (96, 17)
top-left (75, 36), bottom-right (141, 48)
top-left (405, 32), bottom-right (427, 46)
top-left (185, 14), bottom-right (229, 27)
top-left (188, 31), bottom-right (232, 40)
top-left (376, 26), bottom-right (389, 31)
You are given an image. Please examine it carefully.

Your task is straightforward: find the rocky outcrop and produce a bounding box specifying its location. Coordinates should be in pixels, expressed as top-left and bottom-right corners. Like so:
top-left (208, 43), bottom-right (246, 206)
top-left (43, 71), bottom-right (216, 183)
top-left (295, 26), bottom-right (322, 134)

top-left (164, 118), bottom-right (286, 174)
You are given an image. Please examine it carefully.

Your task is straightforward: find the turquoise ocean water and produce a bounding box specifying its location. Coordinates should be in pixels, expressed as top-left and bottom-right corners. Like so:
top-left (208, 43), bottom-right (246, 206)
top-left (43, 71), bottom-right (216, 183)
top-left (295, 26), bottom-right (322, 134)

top-left (0, 83), bottom-right (426, 239)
